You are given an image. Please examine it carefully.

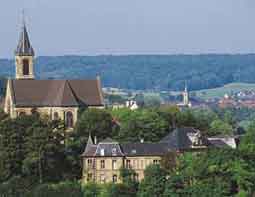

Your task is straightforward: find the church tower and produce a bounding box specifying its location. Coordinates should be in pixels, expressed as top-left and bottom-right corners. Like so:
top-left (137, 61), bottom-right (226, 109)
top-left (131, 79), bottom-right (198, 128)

top-left (15, 15), bottom-right (35, 79)
top-left (183, 82), bottom-right (189, 106)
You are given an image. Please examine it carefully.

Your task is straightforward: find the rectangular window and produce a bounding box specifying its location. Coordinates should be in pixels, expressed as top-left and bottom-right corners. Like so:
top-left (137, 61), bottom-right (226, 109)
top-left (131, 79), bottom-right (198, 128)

top-left (141, 160), bottom-right (144, 169)
top-left (132, 160), bottom-right (136, 169)
top-left (100, 174), bottom-right (105, 183)
top-left (113, 175), bottom-right (117, 183)
top-left (88, 159), bottom-right (93, 169)
top-left (135, 173), bottom-right (139, 181)
top-left (87, 173), bottom-right (93, 182)
top-left (112, 160), bottom-right (117, 170)
top-left (153, 160), bottom-right (159, 165)
top-left (126, 160), bottom-right (131, 169)
top-left (101, 160), bottom-right (105, 169)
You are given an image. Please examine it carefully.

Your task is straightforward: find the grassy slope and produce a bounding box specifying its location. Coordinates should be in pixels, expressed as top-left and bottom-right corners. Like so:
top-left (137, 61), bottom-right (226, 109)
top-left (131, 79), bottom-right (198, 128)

top-left (194, 83), bottom-right (255, 100)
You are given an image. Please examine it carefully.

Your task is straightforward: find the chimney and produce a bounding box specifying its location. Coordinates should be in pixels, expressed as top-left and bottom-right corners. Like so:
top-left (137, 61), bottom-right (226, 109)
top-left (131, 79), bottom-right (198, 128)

top-left (94, 136), bottom-right (97, 145)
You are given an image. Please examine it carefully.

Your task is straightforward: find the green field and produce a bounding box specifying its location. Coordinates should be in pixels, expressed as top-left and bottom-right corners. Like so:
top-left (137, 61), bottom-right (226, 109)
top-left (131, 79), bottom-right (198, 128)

top-left (194, 83), bottom-right (255, 100)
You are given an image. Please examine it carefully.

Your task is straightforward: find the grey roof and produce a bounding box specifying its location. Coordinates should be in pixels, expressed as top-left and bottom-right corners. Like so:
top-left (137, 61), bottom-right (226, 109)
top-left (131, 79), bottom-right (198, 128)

top-left (10, 79), bottom-right (104, 107)
top-left (160, 127), bottom-right (209, 151)
top-left (121, 143), bottom-right (169, 156)
top-left (82, 138), bottom-right (124, 157)
top-left (83, 144), bottom-right (97, 157)
top-left (208, 139), bottom-right (230, 148)
top-left (15, 24), bottom-right (34, 56)
top-left (94, 143), bottom-right (124, 157)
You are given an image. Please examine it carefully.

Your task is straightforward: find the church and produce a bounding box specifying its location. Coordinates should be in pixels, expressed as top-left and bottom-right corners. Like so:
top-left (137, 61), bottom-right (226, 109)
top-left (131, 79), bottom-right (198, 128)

top-left (4, 20), bottom-right (104, 129)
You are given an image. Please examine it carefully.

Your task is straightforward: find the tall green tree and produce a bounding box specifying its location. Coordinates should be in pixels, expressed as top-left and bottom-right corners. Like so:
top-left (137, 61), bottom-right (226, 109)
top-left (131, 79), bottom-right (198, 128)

top-left (138, 164), bottom-right (167, 197)
top-left (117, 109), bottom-right (168, 142)
top-left (75, 109), bottom-right (114, 146)
top-left (209, 119), bottom-right (233, 135)
top-left (23, 119), bottom-right (66, 184)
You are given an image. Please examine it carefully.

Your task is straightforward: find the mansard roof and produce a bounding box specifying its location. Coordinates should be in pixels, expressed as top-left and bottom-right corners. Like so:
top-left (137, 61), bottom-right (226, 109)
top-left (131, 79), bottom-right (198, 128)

top-left (82, 138), bottom-right (169, 158)
top-left (160, 127), bottom-right (209, 151)
top-left (82, 138), bottom-right (124, 157)
top-left (15, 24), bottom-right (34, 56)
top-left (83, 136), bottom-right (98, 157)
top-left (121, 143), bottom-right (168, 156)
top-left (10, 79), bottom-right (104, 107)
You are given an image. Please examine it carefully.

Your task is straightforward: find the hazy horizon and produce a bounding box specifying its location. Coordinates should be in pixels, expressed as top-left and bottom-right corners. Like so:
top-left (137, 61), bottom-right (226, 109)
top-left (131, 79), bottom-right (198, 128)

top-left (0, 0), bottom-right (255, 58)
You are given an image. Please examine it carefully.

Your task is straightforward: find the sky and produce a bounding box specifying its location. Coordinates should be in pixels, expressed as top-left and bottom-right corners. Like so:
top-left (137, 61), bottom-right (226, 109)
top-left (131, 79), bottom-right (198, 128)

top-left (0, 0), bottom-right (255, 58)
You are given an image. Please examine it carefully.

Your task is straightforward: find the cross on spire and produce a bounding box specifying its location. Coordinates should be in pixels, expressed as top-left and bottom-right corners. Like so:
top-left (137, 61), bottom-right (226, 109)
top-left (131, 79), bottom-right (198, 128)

top-left (22, 9), bottom-right (26, 27)
top-left (15, 10), bottom-right (35, 56)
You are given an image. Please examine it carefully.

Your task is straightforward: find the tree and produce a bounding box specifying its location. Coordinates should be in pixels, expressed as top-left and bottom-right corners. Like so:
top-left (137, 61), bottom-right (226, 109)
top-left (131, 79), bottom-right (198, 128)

top-left (209, 119), bottom-right (233, 135)
top-left (0, 115), bottom-right (37, 182)
top-left (176, 110), bottom-right (198, 128)
top-left (75, 109), bottom-right (114, 147)
top-left (161, 151), bottom-right (177, 172)
top-left (138, 164), bottom-right (167, 197)
top-left (22, 119), bottom-right (66, 184)
top-left (83, 182), bottom-right (101, 197)
top-left (0, 114), bottom-right (74, 186)
top-left (158, 106), bottom-right (180, 130)
top-left (116, 109), bottom-right (168, 142)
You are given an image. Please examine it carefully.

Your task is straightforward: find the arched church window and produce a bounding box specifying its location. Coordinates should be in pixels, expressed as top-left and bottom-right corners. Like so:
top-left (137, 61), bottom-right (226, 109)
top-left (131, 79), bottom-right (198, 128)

top-left (66, 111), bottom-right (74, 128)
top-left (53, 112), bottom-right (59, 120)
top-left (23, 59), bottom-right (29, 75)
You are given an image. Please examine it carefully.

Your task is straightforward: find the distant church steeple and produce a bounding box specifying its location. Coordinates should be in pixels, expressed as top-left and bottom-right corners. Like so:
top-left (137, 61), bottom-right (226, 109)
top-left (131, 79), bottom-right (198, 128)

top-left (15, 11), bottom-right (35, 79)
top-left (183, 81), bottom-right (189, 106)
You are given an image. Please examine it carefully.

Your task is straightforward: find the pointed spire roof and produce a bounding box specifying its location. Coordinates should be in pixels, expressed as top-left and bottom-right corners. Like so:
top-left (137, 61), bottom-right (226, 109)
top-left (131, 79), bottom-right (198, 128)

top-left (82, 134), bottom-right (97, 157)
top-left (87, 134), bottom-right (94, 145)
top-left (15, 13), bottom-right (34, 56)
top-left (184, 81), bottom-right (188, 92)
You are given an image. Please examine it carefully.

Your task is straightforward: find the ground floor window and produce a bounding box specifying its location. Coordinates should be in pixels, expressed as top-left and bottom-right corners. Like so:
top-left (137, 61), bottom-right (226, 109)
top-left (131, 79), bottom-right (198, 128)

top-left (113, 175), bottom-right (117, 183)
top-left (18, 111), bottom-right (26, 116)
top-left (134, 173), bottom-right (139, 181)
top-left (100, 174), bottom-right (106, 183)
top-left (87, 173), bottom-right (93, 182)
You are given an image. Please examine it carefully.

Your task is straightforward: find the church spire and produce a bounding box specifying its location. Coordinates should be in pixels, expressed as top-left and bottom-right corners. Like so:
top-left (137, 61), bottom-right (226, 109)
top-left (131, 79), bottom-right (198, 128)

top-left (184, 81), bottom-right (188, 92)
top-left (15, 11), bottom-right (35, 79)
top-left (15, 11), bottom-right (34, 56)
top-left (183, 81), bottom-right (189, 106)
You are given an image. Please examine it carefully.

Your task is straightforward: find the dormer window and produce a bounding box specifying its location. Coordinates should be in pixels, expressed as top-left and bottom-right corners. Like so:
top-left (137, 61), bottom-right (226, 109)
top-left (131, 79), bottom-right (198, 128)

top-left (100, 148), bottom-right (105, 156)
top-left (131, 149), bottom-right (137, 154)
top-left (112, 148), bottom-right (117, 156)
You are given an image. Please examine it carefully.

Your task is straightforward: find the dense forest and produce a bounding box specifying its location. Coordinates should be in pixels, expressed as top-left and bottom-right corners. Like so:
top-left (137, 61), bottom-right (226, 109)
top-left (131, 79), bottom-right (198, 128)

top-left (1, 54), bottom-right (255, 91)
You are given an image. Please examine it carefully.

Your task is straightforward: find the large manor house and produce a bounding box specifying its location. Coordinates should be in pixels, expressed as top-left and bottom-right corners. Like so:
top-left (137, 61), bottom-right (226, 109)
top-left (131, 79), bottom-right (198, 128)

top-left (4, 20), bottom-right (104, 128)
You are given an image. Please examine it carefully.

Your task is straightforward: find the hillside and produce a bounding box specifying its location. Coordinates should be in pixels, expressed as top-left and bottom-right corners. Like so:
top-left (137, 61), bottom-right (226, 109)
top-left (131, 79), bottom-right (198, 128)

top-left (0, 54), bottom-right (255, 91)
top-left (194, 83), bottom-right (255, 100)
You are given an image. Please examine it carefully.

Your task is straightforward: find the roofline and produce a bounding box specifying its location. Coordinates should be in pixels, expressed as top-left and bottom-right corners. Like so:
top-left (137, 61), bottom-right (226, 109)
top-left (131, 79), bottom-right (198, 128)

top-left (81, 154), bottom-right (165, 158)
top-left (13, 104), bottom-right (104, 108)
